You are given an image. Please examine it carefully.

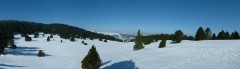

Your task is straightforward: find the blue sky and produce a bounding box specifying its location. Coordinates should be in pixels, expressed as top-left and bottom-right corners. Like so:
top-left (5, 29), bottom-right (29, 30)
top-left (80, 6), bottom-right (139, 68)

top-left (0, 0), bottom-right (240, 35)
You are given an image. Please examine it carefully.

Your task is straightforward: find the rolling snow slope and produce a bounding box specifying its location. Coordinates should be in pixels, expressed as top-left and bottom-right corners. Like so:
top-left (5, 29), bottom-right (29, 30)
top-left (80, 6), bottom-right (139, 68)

top-left (0, 34), bottom-right (240, 69)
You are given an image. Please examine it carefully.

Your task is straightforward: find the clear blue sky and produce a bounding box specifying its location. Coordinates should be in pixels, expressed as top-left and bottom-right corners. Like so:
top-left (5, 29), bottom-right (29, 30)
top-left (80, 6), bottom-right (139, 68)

top-left (0, 0), bottom-right (240, 35)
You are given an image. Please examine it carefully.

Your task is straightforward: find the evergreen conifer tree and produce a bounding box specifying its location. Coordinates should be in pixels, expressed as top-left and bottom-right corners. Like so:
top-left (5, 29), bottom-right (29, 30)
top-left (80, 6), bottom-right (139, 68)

top-left (0, 32), bottom-right (7, 55)
top-left (82, 41), bottom-right (84, 44)
top-left (211, 33), bottom-right (217, 40)
top-left (34, 32), bottom-right (39, 38)
top-left (230, 32), bottom-right (236, 39)
top-left (133, 30), bottom-right (144, 51)
top-left (70, 36), bottom-right (75, 42)
top-left (99, 38), bottom-right (103, 41)
top-left (225, 31), bottom-right (230, 39)
top-left (195, 27), bottom-right (205, 40)
top-left (217, 30), bottom-right (226, 39)
top-left (47, 36), bottom-right (50, 42)
top-left (21, 32), bottom-right (26, 37)
top-left (90, 37), bottom-right (94, 41)
top-left (172, 30), bottom-right (184, 43)
top-left (81, 45), bottom-right (102, 69)
top-left (84, 43), bottom-right (88, 45)
top-left (159, 39), bottom-right (166, 48)
top-left (9, 40), bottom-right (17, 49)
top-left (6, 32), bottom-right (17, 49)
top-left (235, 31), bottom-right (240, 39)
top-left (205, 27), bottom-right (212, 40)
top-left (38, 50), bottom-right (45, 57)
top-left (50, 34), bottom-right (53, 38)
top-left (25, 35), bottom-right (32, 41)
top-left (104, 39), bottom-right (107, 43)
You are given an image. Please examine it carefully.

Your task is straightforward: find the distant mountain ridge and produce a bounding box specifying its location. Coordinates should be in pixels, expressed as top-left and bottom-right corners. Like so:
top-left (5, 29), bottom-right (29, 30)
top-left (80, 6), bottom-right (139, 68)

top-left (97, 32), bottom-right (135, 42)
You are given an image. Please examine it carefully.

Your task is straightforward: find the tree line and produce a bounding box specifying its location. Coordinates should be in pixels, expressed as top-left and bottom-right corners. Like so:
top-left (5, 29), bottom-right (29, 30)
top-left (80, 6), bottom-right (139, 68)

top-left (134, 27), bottom-right (240, 50)
top-left (0, 20), bottom-right (122, 41)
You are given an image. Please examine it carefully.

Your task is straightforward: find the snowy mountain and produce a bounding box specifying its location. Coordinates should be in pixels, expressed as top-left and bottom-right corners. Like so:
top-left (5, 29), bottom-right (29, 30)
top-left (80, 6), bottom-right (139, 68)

top-left (97, 32), bottom-right (135, 42)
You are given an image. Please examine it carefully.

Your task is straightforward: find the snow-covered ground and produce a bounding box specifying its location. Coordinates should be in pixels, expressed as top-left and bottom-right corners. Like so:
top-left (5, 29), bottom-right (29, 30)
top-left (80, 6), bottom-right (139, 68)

top-left (1, 34), bottom-right (240, 69)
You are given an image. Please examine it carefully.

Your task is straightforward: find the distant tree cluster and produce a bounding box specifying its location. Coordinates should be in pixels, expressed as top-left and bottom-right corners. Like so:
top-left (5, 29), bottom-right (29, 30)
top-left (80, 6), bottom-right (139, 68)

top-left (99, 38), bottom-right (108, 42)
top-left (195, 27), bottom-right (240, 40)
top-left (141, 31), bottom-right (192, 45)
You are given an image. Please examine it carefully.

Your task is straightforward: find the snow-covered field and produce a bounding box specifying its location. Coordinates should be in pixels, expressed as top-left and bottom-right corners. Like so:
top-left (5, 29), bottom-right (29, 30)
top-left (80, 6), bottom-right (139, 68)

top-left (1, 34), bottom-right (240, 69)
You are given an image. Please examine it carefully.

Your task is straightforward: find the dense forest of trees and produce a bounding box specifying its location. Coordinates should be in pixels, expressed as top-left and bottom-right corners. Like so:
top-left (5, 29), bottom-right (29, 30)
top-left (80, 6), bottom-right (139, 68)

top-left (141, 31), bottom-right (192, 45)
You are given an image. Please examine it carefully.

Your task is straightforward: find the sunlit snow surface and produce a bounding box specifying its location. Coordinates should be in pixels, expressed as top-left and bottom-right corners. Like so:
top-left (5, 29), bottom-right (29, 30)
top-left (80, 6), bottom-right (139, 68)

top-left (1, 34), bottom-right (240, 69)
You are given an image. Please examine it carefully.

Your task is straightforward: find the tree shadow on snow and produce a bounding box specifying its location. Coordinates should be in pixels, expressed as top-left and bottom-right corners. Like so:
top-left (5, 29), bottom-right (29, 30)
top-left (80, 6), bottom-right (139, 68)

top-left (102, 60), bottom-right (139, 69)
top-left (0, 63), bottom-right (26, 69)
top-left (13, 37), bottom-right (21, 41)
top-left (5, 46), bottom-right (51, 56)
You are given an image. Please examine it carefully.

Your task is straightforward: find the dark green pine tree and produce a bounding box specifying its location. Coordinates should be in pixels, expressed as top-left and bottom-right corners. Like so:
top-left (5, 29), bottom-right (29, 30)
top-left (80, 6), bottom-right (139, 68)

top-left (9, 40), bottom-right (17, 49)
top-left (99, 38), bottom-right (103, 41)
top-left (6, 32), bottom-right (17, 49)
top-left (159, 39), bottom-right (166, 48)
top-left (225, 31), bottom-right (230, 39)
top-left (34, 32), bottom-right (39, 38)
top-left (217, 30), bottom-right (227, 40)
top-left (90, 37), bottom-right (94, 41)
top-left (195, 27), bottom-right (205, 40)
top-left (81, 45), bottom-right (102, 69)
top-left (211, 33), bottom-right (217, 40)
top-left (82, 41), bottom-right (84, 44)
top-left (133, 30), bottom-right (144, 51)
top-left (70, 36), bottom-right (75, 42)
top-left (21, 32), bottom-right (26, 37)
top-left (38, 50), bottom-right (45, 57)
top-left (47, 36), bottom-right (50, 42)
top-left (205, 27), bottom-right (212, 40)
top-left (172, 30), bottom-right (184, 43)
top-left (236, 31), bottom-right (240, 39)
top-left (104, 39), bottom-right (107, 43)
top-left (233, 31), bottom-right (240, 39)
top-left (230, 32), bottom-right (236, 39)
top-left (25, 35), bottom-right (32, 41)
top-left (0, 31), bottom-right (8, 55)
top-left (50, 34), bottom-right (53, 38)
top-left (84, 43), bottom-right (88, 45)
